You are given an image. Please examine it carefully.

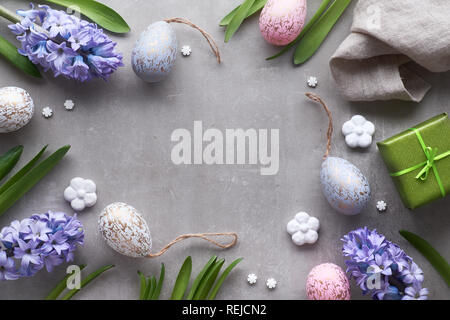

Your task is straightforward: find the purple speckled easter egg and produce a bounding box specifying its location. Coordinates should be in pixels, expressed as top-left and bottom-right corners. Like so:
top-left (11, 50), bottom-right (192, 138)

top-left (131, 21), bottom-right (177, 83)
top-left (259, 0), bottom-right (307, 46)
top-left (306, 263), bottom-right (351, 300)
top-left (320, 157), bottom-right (371, 215)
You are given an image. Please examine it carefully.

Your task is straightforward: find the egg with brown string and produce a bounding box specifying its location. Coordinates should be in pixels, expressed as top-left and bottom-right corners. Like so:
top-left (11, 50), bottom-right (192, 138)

top-left (98, 202), bottom-right (152, 257)
top-left (98, 202), bottom-right (238, 258)
top-left (306, 93), bottom-right (371, 216)
top-left (131, 21), bottom-right (178, 83)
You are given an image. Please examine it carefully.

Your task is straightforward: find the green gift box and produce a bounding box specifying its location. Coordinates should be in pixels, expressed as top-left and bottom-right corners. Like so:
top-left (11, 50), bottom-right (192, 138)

top-left (377, 113), bottom-right (450, 209)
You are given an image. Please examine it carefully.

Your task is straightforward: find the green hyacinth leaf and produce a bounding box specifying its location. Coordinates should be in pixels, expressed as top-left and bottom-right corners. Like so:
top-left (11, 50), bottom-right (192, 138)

top-left (0, 145), bottom-right (48, 196)
top-left (208, 258), bottom-right (243, 300)
top-left (220, 0), bottom-right (266, 26)
top-left (193, 259), bottom-right (225, 300)
top-left (45, 265), bottom-right (87, 300)
top-left (400, 230), bottom-right (450, 287)
top-left (294, 0), bottom-right (352, 64)
top-left (137, 271), bottom-right (146, 300)
top-left (0, 145), bottom-right (69, 217)
top-left (62, 264), bottom-right (115, 300)
top-left (43, 0), bottom-right (130, 33)
top-left (224, 0), bottom-right (256, 42)
top-left (150, 263), bottom-right (165, 300)
top-left (266, 0), bottom-right (333, 60)
top-left (0, 145), bottom-right (23, 182)
top-left (171, 256), bottom-right (192, 300)
top-left (0, 35), bottom-right (41, 78)
top-left (187, 256), bottom-right (217, 300)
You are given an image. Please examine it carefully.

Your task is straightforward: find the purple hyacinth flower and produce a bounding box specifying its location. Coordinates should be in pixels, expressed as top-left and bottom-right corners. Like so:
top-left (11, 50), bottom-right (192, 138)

top-left (1, 212), bottom-right (84, 280)
top-left (370, 252), bottom-right (393, 276)
top-left (24, 220), bottom-right (52, 242)
top-left (342, 228), bottom-right (426, 300)
top-left (9, 3), bottom-right (123, 81)
top-left (68, 55), bottom-right (91, 82)
top-left (43, 251), bottom-right (64, 273)
top-left (14, 239), bottom-right (42, 270)
top-left (402, 262), bottom-right (424, 284)
top-left (0, 251), bottom-right (19, 280)
top-left (46, 41), bottom-right (77, 76)
top-left (41, 230), bottom-right (69, 255)
top-left (403, 284), bottom-right (429, 300)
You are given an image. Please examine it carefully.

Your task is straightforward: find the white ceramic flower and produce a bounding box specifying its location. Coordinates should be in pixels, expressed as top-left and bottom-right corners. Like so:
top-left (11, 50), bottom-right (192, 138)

top-left (42, 107), bottom-right (53, 118)
top-left (247, 273), bottom-right (257, 285)
top-left (266, 278), bottom-right (277, 289)
top-left (307, 76), bottom-right (318, 88)
top-left (376, 200), bottom-right (387, 212)
top-left (287, 212), bottom-right (320, 246)
top-left (342, 115), bottom-right (375, 148)
top-left (64, 99), bottom-right (75, 110)
top-left (64, 177), bottom-right (97, 211)
top-left (181, 45), bottom-right (191, 56)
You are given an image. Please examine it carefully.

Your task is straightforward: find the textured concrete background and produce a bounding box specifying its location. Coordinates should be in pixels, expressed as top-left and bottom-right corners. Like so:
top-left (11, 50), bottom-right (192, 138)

top-left (0, 0), bottom-right (449, 300)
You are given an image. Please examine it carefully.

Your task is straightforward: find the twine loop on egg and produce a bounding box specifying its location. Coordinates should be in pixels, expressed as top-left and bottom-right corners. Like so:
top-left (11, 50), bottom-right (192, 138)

top-left (164, 17), bottom-right (221, 63)
top-left (305, 93), bottom-right (334, 160)
top-left (146, 232), bottom-right (238, 258)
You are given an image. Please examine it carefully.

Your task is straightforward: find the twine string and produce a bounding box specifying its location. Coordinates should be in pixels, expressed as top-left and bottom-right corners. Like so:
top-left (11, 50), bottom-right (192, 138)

top-left (146, 232), bottom-right (238, 258)
top-left (164, 17), bottom-right (221, 63)
top-left (305, 93), bottom-right (334, 160)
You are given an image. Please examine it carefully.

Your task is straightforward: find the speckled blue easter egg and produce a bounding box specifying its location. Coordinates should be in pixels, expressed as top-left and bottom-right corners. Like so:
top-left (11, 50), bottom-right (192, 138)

top-left (131, 21), bottom-right (177, 83)
top-left (320, 157), bottom-right (370, 215)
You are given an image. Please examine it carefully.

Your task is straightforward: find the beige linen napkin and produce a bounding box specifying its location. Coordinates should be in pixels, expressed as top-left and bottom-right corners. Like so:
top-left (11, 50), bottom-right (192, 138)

top-left (330, 0), bottom-right (450, 102)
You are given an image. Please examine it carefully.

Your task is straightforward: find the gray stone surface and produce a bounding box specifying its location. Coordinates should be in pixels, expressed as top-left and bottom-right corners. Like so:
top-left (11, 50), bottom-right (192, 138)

top-left (0, 0), bottom-right (449, 300)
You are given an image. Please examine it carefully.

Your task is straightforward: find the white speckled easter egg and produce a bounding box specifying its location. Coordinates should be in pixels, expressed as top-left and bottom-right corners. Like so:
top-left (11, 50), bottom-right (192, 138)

top-left (0, 87), bottom-right (34, 133)
top-left (306, 263), bottom-right (351, 300)
top-left (98, 202), bottom-right (152, 257)
top-left (131, 21), bottom-right (177, 83)
top-left (259, 0), bottom-right (307, 46)
top-left (320, 157), bottom-right (371, 215)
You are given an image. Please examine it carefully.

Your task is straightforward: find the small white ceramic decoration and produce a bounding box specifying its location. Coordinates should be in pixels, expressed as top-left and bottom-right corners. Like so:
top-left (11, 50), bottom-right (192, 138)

top-left (0, 86), bottom-right (34, 133)
top-left (376, 200), bottom-right (387, 212)
top-left (342, 115), bottom-right (375, 148)
top-left (307, 76), bottom-right (318, 88)
top-left (42, 107), bottom-right (53, 118)
top-left (64, 99), bottom-right (75, 110)
top-left (64, 177), bottom-right (97, 211)
top-left (181, 45), bottom-right (191, 56)
top-left (247, 273), bottom-right (257, 285)
top-left (286, 212), bottom-right (320, 246)
top-left (266, 278), bottom-right (277, 289)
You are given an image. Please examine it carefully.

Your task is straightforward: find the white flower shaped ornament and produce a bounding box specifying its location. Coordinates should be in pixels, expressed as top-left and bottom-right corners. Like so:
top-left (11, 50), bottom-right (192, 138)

top-left (64, 177), bottom-right (97, 211)
top-left (342, 115), bottom-right (375, 148)
top-left (286, 212), bottom-right (320, 246)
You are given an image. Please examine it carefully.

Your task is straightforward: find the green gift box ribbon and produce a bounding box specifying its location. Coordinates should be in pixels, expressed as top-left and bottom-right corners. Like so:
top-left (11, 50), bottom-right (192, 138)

top-left (377, 113), bottom-right (450, 209)
top-left (390, 128), bottom-right (450, 197)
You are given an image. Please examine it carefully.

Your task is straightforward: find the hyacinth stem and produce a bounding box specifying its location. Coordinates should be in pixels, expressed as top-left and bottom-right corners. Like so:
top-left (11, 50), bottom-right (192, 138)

top-left (0, 4), bottom-right (21, 24)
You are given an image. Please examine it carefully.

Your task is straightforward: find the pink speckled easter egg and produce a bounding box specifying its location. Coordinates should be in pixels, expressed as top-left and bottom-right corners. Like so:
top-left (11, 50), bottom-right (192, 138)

top-left (259, 0), bottom-right (307, 46)
top-left (306, 263), bottom-right (351, 300)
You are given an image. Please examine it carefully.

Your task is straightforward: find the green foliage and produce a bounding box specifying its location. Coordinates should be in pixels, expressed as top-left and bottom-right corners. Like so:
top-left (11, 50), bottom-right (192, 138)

top-left (0, 145), bottom-right (70, 217)
top-left (139, 256), bottom-right (242, 300)
top-left (43, 0), bottom-right (130, 33)
top-left (0, 35), bottom-right (41, 78)
top-left (400, 230), bottom-right (450, 287)
top-left (46, 264), bottom-right (114, 300)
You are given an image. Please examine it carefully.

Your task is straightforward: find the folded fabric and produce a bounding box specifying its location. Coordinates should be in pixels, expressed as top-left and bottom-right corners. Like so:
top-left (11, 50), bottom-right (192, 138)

top-left (330, 0), bottom-right (450, 102)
